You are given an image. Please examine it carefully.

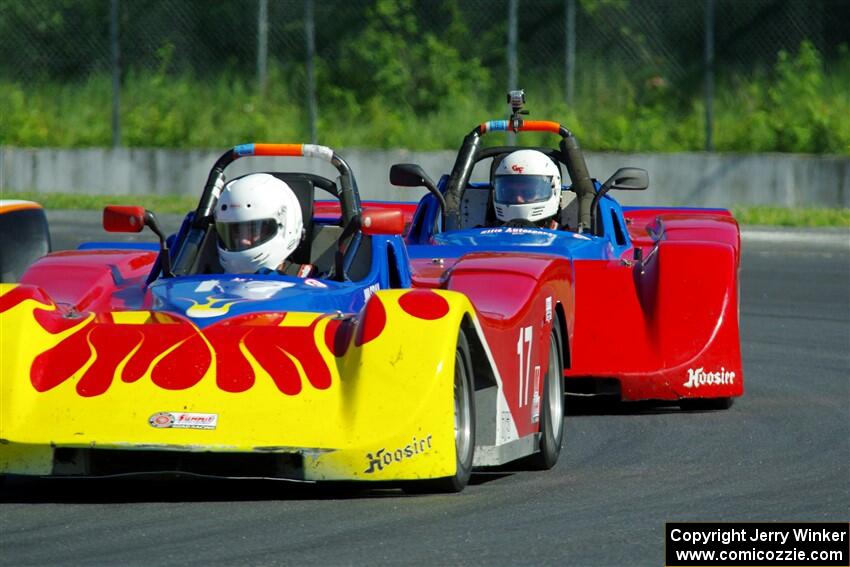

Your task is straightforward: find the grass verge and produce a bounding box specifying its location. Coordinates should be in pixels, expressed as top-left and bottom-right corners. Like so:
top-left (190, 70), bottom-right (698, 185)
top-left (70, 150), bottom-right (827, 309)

top-left (1, 191), bottom-right (197, 215)
top-left (730, 206), bottom-right (850, 228)
top-left (3, 192), bottom-right (848, 228)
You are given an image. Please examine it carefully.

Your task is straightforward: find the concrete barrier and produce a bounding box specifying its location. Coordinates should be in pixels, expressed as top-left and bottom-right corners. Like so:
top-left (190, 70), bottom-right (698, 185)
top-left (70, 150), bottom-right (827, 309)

top-left (1, 146), bottom-right (847, 208)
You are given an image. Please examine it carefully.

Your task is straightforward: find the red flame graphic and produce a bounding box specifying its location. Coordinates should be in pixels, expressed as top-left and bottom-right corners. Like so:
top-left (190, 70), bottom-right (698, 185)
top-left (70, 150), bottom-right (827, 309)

top-left (20, 305), bottom-right (357, 397)
top-left (2, 286), bottom-right (425, 398)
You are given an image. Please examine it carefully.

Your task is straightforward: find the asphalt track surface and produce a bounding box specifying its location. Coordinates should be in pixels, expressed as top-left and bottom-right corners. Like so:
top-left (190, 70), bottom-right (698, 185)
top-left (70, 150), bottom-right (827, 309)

top-left (1, 213), bottom-right (848, 566)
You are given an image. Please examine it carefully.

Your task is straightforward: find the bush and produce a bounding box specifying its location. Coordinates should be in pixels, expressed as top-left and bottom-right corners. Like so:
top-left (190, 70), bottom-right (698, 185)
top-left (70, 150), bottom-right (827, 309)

top-left (1, 41), bottom-right (847, 154)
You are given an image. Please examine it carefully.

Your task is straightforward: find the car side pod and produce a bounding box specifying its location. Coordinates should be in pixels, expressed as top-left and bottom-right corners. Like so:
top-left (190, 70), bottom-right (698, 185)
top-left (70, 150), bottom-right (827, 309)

top-left (103, 205), bottom-right (174, 277)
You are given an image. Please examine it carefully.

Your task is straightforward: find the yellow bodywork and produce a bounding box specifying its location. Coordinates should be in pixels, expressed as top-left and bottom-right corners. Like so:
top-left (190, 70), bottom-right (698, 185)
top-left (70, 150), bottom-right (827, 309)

top-left (0, 284), bottom-right (475, 481)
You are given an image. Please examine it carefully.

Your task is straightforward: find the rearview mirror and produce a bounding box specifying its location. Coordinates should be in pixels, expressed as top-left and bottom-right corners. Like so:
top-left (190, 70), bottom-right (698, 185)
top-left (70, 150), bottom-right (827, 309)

top-left (390, 163), bottom-right (446, 219)
top-left (102, 205), bottom-right (174, 277)
top-left (390, 163), bottom-right (434, 189)
top-left (590, 167), bottom-right (650, 236)
top-left (103, 205), bottom-right (146, 233)
top-left (360, 208), bottom-right (405, 236)
top-left (601, 167), bottom-right (649, 191)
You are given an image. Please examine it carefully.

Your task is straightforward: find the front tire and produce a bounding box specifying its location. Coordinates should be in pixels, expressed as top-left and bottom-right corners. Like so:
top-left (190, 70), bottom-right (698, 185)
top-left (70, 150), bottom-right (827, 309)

top-left (408, 330), bottom-right (476, 494)
top-left (527, 322), bottom-right (565, 470)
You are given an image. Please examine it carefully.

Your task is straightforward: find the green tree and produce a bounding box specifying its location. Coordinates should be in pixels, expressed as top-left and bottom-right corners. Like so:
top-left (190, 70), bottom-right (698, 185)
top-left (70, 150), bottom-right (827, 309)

top-left (328, 0), bottom-right (490, 115)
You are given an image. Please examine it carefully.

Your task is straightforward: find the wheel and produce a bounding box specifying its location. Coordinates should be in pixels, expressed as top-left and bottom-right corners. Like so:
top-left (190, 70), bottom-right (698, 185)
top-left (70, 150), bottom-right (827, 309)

top-left (526, 322), bottom-right (565, 470)
top-left (407, 330), bottom-right (476, 494)
top-left (679, 397), bottom-right (734, 411)
top-left (0, 203), bottom-right (51, 282)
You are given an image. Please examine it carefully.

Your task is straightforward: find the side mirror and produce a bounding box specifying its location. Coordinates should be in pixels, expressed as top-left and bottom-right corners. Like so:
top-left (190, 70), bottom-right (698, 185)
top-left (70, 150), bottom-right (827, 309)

top-left (360, 208), bottom-right (405, 236)
top-left (390, 163), bottom-right (434, 189)
top-left (102, 205), bottom-right (174, 277)
top-left (601, 167), bottom-right (649, 192)
top-left (390, 163), bottom-right (446, 218)
top-left (103, 205), bottom-right (146, 233)
top-left (590, 167), bottom-right (649, 236)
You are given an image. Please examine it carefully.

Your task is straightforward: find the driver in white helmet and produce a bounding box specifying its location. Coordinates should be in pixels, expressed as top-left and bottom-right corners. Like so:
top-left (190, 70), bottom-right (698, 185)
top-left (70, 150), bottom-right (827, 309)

top-left (492, 149), bottom-right (566, 230)
top-left (214, 173), bottom-right (313, 276)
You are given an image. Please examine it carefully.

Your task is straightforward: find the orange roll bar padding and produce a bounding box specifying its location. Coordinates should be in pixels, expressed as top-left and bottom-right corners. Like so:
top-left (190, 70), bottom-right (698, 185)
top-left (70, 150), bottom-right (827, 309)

top-left (517, 120), bottom-right (563, 134)
top-left (478, 120), bottom-right (565, 135)
top-left (0, 200), bottom-right (44, 215)
top-left (251, 143), bottom-right (303, 157)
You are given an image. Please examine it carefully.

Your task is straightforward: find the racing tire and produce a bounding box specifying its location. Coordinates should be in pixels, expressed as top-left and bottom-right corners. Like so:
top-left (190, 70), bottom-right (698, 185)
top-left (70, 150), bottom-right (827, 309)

top-left (679, 397), bottom-right (734, 411)
top-left (0, 205), bottom-right (51, 283)
top-left (526, 322), bottom-right (565, 470)
top-left (406, 330), bottom-right (476, 494)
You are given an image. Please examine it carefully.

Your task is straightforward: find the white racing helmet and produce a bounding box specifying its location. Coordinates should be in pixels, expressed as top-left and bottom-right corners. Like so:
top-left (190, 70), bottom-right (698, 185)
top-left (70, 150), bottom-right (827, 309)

top-left (214, 173), bottom-right (303, 273)
top-left (493, 149), bottom-right (562, 223)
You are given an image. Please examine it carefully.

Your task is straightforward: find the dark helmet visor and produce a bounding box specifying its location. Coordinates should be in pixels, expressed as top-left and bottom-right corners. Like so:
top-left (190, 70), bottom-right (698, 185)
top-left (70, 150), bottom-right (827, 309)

top-left (494, 175), bottom-right (552, 205)
top-left (215, 218), bottom-right (279, 252)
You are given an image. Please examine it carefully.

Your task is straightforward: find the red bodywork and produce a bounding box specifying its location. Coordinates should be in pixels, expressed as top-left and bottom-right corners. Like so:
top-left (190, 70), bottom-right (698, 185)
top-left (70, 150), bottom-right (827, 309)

top-left (17, 202), bottom-right (742, 417)
top-left (20, 249), bottom-right (158, 312)
top-left (405, 205), bottom-right (743, 404)
top-left (447, 254), bottom-right (572, 434)
top-left (563, 209), bottom-right (743, 400)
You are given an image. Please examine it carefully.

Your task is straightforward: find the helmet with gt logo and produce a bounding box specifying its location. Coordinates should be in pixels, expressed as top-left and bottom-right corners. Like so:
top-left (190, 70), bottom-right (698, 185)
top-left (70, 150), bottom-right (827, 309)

top-left (493, 149), bottom-right (562, 224)
top-left (214, 173), bottom-right (303, 273)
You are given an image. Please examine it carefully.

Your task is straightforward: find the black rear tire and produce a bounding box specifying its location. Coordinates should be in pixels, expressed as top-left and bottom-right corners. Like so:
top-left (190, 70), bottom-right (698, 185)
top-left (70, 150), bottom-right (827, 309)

top-left (526, 322), bottom-right (565, 470)
top-left (406, 330), bottom-right (476, 494)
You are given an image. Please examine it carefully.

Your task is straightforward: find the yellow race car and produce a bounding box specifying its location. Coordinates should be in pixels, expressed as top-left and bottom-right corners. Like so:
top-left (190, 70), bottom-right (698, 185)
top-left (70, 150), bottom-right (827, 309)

top-left (0, 143), bottom-right (569, 493)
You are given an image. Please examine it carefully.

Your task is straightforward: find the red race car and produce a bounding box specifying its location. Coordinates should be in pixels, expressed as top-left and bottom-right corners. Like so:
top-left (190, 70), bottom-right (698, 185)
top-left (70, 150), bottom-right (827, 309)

top-left (390, 93), bottom-right (743, 410)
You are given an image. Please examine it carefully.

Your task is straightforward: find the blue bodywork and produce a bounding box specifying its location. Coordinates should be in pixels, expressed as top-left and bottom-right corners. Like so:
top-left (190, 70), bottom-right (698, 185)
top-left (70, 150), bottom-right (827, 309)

top-left (405, 180), bottom-right (632, 263)
top-left (81, 215), bottom-right (413, 329)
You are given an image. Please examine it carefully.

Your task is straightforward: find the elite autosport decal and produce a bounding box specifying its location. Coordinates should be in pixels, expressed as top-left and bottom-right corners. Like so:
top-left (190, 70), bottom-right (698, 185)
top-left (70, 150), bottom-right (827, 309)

top-left (149, 412), bottom-right (218, 430)
top-left (479, 227), bottom-right (542, 236)
top-left (364, 435), bottom-right (433, 474)
top-left (684, 367), bottom-right (736, 388)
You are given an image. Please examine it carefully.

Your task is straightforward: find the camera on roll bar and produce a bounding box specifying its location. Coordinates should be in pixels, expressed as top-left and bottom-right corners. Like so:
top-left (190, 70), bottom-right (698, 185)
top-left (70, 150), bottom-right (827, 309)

top-left (507, 89), bottom-right (528, 131)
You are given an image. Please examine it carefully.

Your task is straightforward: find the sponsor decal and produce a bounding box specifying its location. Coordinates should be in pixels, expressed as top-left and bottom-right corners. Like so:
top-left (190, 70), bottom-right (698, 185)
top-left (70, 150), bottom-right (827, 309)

top-left (480, 227), bottom-right (543, 236)
top-left (545, 296), bottom-right (553, 323)
top-left (683, 367), bottom-right (736, 389)
top-left (148, 411), bottom-right (218, 430)
top-left (517, 326), bottom-right (533, 407)
top-left (364, 435), bottom-right (433, 474)
top-left (363, 282), bottom-right (380, 302)
top-left (531, 366), bottom-right (541, 423)
top-left (303, 278), bottom-right (327, 288)
top-left (149, 412), bottom-right (174, 428)
top-left (511, 164), bottom-right (524, 173)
